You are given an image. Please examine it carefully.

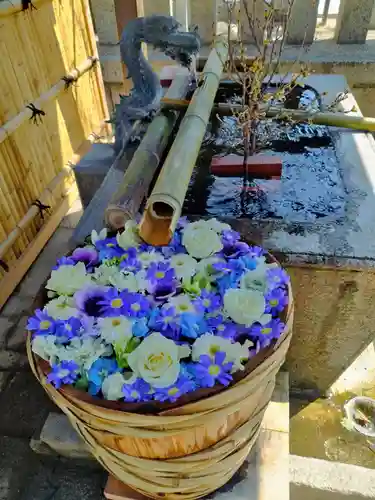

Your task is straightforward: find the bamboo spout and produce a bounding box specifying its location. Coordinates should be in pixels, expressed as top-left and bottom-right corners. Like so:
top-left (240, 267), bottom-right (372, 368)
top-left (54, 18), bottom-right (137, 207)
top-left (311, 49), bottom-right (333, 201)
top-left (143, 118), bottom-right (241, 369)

top-left (139, 40), bottom-right (228, 245)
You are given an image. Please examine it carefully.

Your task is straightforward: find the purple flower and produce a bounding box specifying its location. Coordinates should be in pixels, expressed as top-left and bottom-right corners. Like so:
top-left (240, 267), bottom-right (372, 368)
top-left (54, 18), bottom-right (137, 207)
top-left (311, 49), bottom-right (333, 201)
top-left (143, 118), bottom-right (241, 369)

top-left (47, 361), bottom-right (80, 389)
top-left (266, 268), bottom-right (290, 291)
top-left (216, 272), bottom-right (240, 296)
top-left (222, 229), bottom-right (240, 246)
top-left (123, 292), bottom-right (151, 318)
top-left (221, 241), bottom-right (250, 259)
top-left (98, 288), bottom-right (128, 316)
top-left (53, 256), bottom-right (75, 270)
top-left (119, 258), bottom-right (142, 273)
top-left (197, 290), bottom-right (222, 313)
top-left (75, 285), bottom-right (108, 317)
top-left (71, 246), bottom-right (99, 270)
top-left (132, 318), bottom-right (149, 338)
top-left (248, 246), bottom-right (264, 258)
top-left (146, 262), bottom-right (176, 285)
top-left (87, 358), bottom-right (119, 395)
top-left (55, 317), bottom-right (82, 340)
top-left (213, 319), bottom-right (237, 339)
top-left (27, 309), bottom-right (56, 336)
top-left (122, 378), bottom-right (151, 402)
top-left (95, 238), bottom-right (124, 260)
top-left (238, 255), bottom-right (258, 271)
top-left (154, 376), bottom-right (196, 403)
top-left (265, 288), bottom-right (288, 314)
top-left (176, 216), bottom-right (189, 229)
top-left (250, 318), bottom-right (285, 342)
top-left (193, 352), bottom-right (233, 388)
top-left (149, 307), bottom-right (180, 339)
top-left (213, 259), bottom-right (245, 276)
top-left (151, 281), bottom-right (178, 302)
top-left (180, 313), bottom-right (207, 340)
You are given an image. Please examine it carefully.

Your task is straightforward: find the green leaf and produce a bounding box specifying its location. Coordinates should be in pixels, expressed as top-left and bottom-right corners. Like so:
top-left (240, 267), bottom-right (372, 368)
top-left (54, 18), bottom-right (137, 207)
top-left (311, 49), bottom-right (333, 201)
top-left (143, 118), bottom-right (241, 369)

top-left (74, 374), bottom-right (89, 390)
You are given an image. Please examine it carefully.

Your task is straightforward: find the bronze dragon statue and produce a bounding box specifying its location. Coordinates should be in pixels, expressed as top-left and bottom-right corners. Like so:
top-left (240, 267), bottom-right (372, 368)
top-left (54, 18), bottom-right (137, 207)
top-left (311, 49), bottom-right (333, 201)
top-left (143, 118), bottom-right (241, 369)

top-left (114, 15), bottom-right (201, 154)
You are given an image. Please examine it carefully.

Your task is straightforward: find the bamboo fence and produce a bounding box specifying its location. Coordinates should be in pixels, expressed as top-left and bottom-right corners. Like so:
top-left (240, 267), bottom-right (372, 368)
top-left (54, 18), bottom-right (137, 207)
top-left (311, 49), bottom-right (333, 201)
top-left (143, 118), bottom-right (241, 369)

top-left (0, 0), bottom-right (109, 307)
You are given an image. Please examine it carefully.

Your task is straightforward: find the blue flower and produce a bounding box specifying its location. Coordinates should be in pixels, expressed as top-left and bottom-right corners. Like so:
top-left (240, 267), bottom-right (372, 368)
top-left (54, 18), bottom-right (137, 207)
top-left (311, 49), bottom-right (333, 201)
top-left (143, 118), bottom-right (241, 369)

top-left (47, 361), bottom-right (80, 389)
top-left (75, 285), bottom-right (108, 317)
top-left (95, 237), bottom-right (124, 260)
top-left (53, 256), bottom-right (75, 270)
top-left (266, 268), bottom-right (290, 291)
top-left (27, 309), bottom-right (56, 336)
top-left (55, 317), bottom-right (82, 340)
top-left (180, 313), bottom-right (207, 340)
top-left (122, 378), bottom-right (151, 402)
top-left (192, 352), bottom-right (233, 388)
top-left (153, 376), bottom-right (196, 403)
top-left (265, 288), bottom-right (288, 315)
top-left (250, 318), bottom-right (285, 342)
top-left (248, 245), bottom-right (264, 258)
top-left (216, 272), bottom-right (240, 296)
top-left (148, 307), bottom-right (180, 340)
top-left (87, 358), bottom-right (119, 395)
top-left (123, 292), bottom-right (151, 318)
top-left (71, 246), bottom-right (99, 270)
top-left (221, 241), bottom-right (250, 259)
top-left (119, 258), bottom-right (142, 273)
top-left (146, 262), bottom-right (176, 285)
top-left (212, 318), bottom-right (237, 339)
top-left (132, 318), bottom-right (149, 338)
top-left (197, 290), bottom-right (222, 313)
top-left (238, 255), bottom-right (258, 271)
top-left (98, 288), bottom-right (129, 316)
top-left (222, 229), bottom-right (240, 246)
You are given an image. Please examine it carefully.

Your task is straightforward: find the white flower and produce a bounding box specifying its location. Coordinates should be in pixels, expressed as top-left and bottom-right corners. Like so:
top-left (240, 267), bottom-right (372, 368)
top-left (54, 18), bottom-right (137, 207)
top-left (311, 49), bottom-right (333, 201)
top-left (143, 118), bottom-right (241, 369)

top-left (240, 257), bottom-right (279, 293)
top-left (196, 256), bottom-right (225, 280)
top-left (109, 272), bottom-right (139, 292)
top-left (192, 333), bottom-right (252, 373)
top-left (127, 332), bottom-right (190, 388)
top-left (91, 228), bottom-right (107, 245)
top-left (135, 270), bottom-right (148, 292)
top-left (102, 372), bottom-right (126, 400)
top-left (170, 254), bottom-right (197, 281)
top-left (31, 335), bottom-right (60, 364)
top-left (59, 337), bottom-right (112, 370)
top-left (182, 226), bottom-right (223, 259)
top-left (223, 288), bottom-right (267, 326)
top-left (98, 316), bottom-right (133, 346)
top-left (92, 264), bottom-right (119, 286)
top-left (46, 263), bottom-right (92, 296)
top-left (168, 294), bottom-right (196, 314)
top-left (206, 218), bottom-right (231, 233)
top-left (138, 251), bottom-right (163, 268)
top-left (46, 296), bottom-right (79, 320)
top-left (116, 220), bottom-right (141, 249)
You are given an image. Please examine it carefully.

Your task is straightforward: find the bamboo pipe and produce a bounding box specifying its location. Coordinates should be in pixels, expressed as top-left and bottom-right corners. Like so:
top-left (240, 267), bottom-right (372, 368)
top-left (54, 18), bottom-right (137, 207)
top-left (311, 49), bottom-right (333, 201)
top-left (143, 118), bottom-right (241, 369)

top-left (0, 56), bottom-right (98, 144)
top-left (138, 40), bottom-right (228, 246)
top-left (161, 98), bottom-right (375, 133)
top-left (0, 122), bottom-right (106, 260)
top-left (105, 73), bottom-right (192, 230)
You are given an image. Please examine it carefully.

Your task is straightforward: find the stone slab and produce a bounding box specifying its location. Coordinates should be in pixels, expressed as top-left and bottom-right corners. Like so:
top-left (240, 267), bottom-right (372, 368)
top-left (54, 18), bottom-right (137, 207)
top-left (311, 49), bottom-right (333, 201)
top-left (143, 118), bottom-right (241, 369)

top-left (0, 351), bottom-right (28, 370)
top-left (6, 315), bottom-right (28, 351)
top-left (335, 0), bottom-right (375, 45)
top-left (286, 0), bottom-right (319, 45)
top-left (0, 318), bottom-right (15, 348)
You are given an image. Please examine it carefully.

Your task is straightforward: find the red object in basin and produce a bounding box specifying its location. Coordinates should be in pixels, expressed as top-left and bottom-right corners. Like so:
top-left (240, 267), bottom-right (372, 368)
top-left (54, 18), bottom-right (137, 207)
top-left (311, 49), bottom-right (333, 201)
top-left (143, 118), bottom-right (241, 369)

top-left (160, 66), bottom-right (187, 87)
top-left (210, 154), bottom-right (282, 178)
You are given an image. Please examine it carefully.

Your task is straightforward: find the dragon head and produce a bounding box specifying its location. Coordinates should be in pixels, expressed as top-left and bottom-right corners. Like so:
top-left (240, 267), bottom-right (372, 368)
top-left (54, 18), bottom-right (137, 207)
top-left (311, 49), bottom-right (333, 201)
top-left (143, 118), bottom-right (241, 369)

top-left (140, 15), bottom-right (200, 68)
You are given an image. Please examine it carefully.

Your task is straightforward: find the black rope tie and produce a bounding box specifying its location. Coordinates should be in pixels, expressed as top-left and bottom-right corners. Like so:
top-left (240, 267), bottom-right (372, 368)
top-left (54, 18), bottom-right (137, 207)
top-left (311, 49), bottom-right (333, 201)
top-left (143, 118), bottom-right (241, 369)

top-left (26, 103), bottom-right (45, 125)
top-left (62, 76), bottom-right (78, 90)
top-left (32, 200), bottom-right (51, 220)
top-left (0, 260), bottom-right (9, 273)
top-left (22, 0), bottom-right (37, 11)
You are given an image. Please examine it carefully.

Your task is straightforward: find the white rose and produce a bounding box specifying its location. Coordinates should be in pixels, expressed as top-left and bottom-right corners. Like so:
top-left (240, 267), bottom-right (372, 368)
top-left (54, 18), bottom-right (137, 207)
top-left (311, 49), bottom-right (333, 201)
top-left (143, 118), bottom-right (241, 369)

top-left (206, 218), bottom-right (231, 233)
top-left (192, 333), bottom-right (253, 373)
top-left (170, 254), bottom-right (197, 281)
top-left (98, 316), bottom-right (133, 346)
top-left (116, 220), bottom-right (141, 249)
top-left (102, 372), bottom-right (126, 400)
top-left (46, 263), bottom-right (92, 296)
top-left (46, 296), bottom-right (79, 320)
top-left (110, 272), bottom-right (139, 292)
top-left (224, 288), bottom-right (268, 326)
top-left (127, 332), bottom-right (190, 388)
top-left (182, 226), bottom-right (223, 259)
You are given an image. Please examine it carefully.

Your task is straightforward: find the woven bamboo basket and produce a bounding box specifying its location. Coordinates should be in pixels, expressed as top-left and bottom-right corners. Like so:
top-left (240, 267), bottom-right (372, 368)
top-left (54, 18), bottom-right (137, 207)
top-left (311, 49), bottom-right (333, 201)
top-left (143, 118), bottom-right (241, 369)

top-left (26, 257), bottom-right (293, 500)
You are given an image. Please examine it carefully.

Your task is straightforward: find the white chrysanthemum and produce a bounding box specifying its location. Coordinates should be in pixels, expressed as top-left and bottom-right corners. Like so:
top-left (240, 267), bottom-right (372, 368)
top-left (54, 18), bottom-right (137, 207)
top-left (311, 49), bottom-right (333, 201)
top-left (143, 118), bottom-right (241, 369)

top-left (192, 333), bottom-right (253, 372)
top-left (31, 335), bottom-right (61, 364)
top-left (98, 316), bottom-right (133, 346)
top-left (182, 226), bottom-right (223, 259)
top-left (170, 254), bottom-right (197, 281)
top-left (206, 218), bottom-right (231, 233)
top-left (102, 372), bottom-right (126, 400)
top-left (91, 228), bottom-right (107, 245)
top-left (116, 220), bottom-right (141, 249)
top-left (59, 337), bottom-right (112, 370)
top-left (46, 296), bottom-right (79, 320)
top-left (138, 251), bottom-right (163, 268)
top-left (168, 294), bottom-right (196, 314)
top-left (240, 256), bottom-right (279, 293)
top-left (46, 263), bottom-right (92, 296)
top-left (224, 288), bottom-right (267, 327)
top-left (196, 256), bottom-right (225, 280)
top-left (92, 264), bottom-right (119, 286)
top-left (109, 272), bottom-right (139, 292)
top-left (127, 332), bottom-right (190, 388)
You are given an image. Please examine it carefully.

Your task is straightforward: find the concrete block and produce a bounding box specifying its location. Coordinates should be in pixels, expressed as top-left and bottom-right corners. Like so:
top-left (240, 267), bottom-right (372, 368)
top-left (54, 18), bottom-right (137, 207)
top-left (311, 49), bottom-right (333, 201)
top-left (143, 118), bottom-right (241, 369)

top-left (60, 199), bottom-right (83, 230)
top-left (0, 371), bottom-right (10, 392)
top-left (286, 0), bottom-right (319, 45)
top-left (6, 316), bottom-right (28, 351)
top-left (143, 0), bottom-right (171, 16)
top-left (0, 351), bottom-right (28, 370)
top-left (335, 0), bottom-right (375, 45)
top-left (0, 317), bottom-right (15, 347)
top-left (90, 0), bottom-right (118, 45)
top-left (0, 294), bottom-right (34, 318)
top-left (190, 0), bottom-right (217, 44)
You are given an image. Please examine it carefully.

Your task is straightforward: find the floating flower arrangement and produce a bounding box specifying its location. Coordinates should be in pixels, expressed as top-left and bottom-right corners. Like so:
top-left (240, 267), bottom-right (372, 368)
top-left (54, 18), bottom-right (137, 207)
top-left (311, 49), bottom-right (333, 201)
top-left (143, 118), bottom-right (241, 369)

top-left (27, 218), bottom-right (290, 406)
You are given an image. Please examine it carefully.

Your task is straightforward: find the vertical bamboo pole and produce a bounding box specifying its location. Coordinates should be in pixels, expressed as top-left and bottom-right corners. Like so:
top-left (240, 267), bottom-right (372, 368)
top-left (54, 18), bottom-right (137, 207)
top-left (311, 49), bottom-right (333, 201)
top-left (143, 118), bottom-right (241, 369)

top-left (138, 39), bottom-right (228, 245)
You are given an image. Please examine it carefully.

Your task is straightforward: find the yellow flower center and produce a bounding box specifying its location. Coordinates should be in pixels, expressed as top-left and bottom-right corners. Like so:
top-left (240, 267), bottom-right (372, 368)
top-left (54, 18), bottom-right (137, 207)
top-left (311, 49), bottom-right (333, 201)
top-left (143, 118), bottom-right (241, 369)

top-left (176, 260), bottom-right (184, 266)
top-left (270, 299), bottom-right (278, 306)
top-left (65, 325), bottom-right (72, 331)
top-left (168, 387), bottom-right (179, 396)
top-left (111, 298), bottom-right (123, 309)
top-left (112, 319), bottom-right (121, 326)
top-left (131, 390), bottom-right (139, 399)
top-left (40, 320), bottom-right (51, 330)
top-left (156, 271), bottom-right (165, 279)
top-left (217, 325), bottom-right (225, 331)
top-left (131, 303), bottom-right (141, 312)
top-left (107, 243), bottom-right (115, 247)
top-left (261, 327), bottom-right (272, 335)
top-left (203, 299), bottom-right (211, 307)
top-left (209, 365), bottom-right (220, 376)
top-left (209, 345), bottom-right (220, 356)
top-left (178, 304), bottom-right (189, 312)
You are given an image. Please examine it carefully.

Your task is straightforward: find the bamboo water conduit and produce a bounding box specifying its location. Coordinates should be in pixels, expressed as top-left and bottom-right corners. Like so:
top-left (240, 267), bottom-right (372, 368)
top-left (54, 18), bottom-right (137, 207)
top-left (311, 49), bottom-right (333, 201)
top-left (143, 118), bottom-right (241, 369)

top-left (104, 73), bottom-right (192, 230)
top-left (138, 40), bottom-right (228, 246)
top-left (0, 56), bottom-right (98, 144)
top-left (0, 122), bottom-right (106, 262)
top-left (161, 98), bottom-right (375, 133)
